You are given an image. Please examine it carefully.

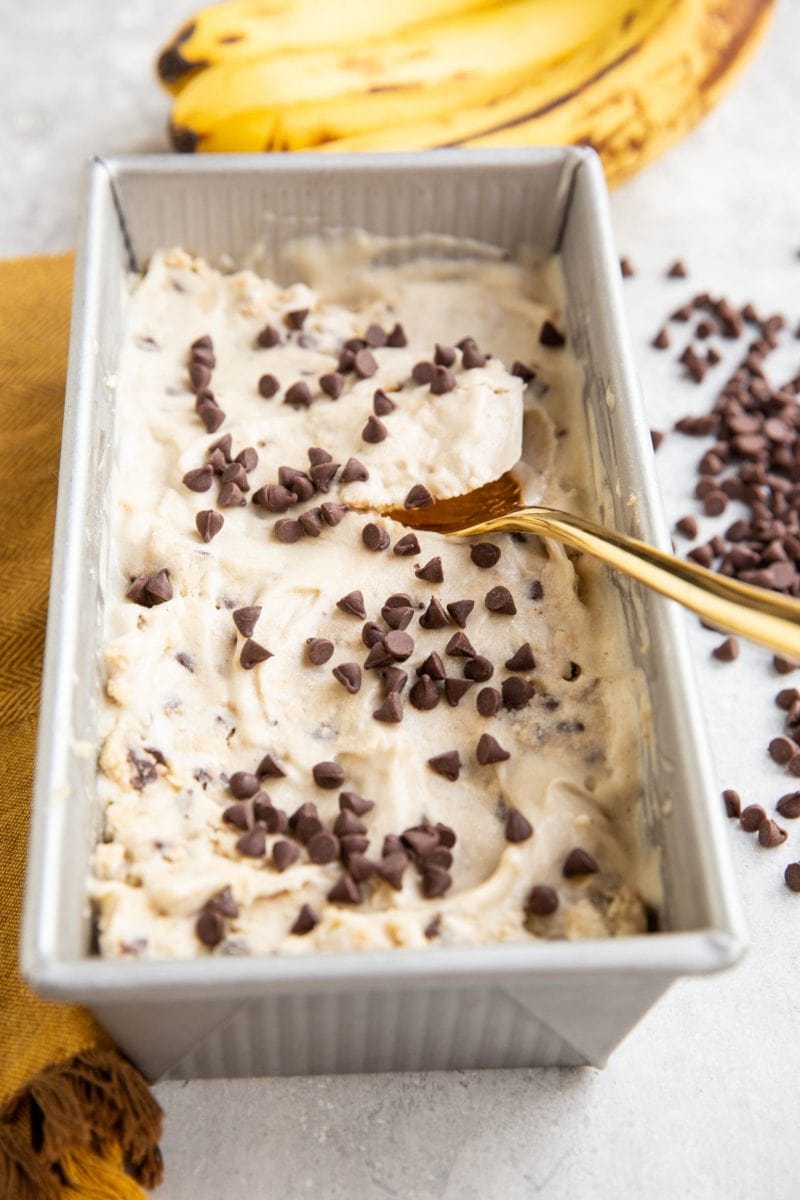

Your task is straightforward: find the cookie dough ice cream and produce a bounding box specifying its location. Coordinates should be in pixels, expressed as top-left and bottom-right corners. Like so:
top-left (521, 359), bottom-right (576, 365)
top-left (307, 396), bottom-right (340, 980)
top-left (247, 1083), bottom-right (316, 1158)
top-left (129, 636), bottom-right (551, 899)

top-left (90, 240), bottom-right (652, 958)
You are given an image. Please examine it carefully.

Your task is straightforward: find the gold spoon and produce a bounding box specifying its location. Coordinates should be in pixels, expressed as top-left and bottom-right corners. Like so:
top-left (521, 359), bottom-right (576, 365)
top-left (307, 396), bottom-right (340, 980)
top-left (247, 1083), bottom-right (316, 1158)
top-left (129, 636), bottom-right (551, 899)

top-left (390, 473), bottom-right (800, 660)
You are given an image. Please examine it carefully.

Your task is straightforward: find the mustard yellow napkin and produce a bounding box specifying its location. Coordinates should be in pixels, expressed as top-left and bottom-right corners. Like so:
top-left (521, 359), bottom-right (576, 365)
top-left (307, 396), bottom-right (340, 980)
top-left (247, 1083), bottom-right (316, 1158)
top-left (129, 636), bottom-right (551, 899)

top-left (0, 255), bottom-right (162, 1198)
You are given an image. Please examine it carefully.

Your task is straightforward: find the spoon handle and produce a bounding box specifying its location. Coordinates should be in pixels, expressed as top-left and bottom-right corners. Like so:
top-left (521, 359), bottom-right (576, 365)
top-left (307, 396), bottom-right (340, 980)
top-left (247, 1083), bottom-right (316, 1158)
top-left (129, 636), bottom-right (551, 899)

top-left (455, 506), bottom-right (800, 659)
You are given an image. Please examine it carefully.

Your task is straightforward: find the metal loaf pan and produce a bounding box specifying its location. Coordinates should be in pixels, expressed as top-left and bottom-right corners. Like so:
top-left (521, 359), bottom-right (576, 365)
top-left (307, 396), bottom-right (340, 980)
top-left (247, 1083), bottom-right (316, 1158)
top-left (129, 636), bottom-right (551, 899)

top-left (22, 149), bottom-right (746, 1080)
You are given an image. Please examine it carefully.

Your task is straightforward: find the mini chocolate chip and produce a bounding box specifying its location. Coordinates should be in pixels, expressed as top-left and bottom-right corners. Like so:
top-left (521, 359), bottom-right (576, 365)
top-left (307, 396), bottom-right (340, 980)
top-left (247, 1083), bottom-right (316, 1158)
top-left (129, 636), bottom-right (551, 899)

top-left (511, 361), bottom-right (535, 382)
top-left (769, 736), bottom-right (799, 765)
top-left (307, 638), bottom-right (334, 665)
top-left (362, 523), bottom-right (390, 551)
top-left (365, 323), bottom-right (388, 348)
top-left (412, 361), bottom-right (434, 385)
top-left (464, 656), bottom-right (493, 683)
top-left (354, 348), bottom-right (378, 378)
top-left (675, 514), bottom-right (698, 539)
top-left (428, 750), bottom-right (461, 781)
top-left (476, 734), bottom-right (510, 765)
top-left (777, 792), bottom-right (800, 819)
top-left (284, 380), bottom-right (313, 408)
top-left (191, 334), bottom-right (213, 352)
top-left (505, 643), bottom-right (535, 671)
top-left (667, 259), bottom-right (688, 278)
top-left (462, 342), bottom-right (487, 369)
top-left (254, 483), bottom-right (296, 512)
top-left (321, 501), bottom-right (348, 527)
top-left (758, 818), bottom-right (788, 848)
top-left (539, 320), bottom-right (566, 347)
top-left (188, 362), bottom-right (211, 391)
top-left (347, 854), bottom-right (377, 883)
top-left (236, 826), bottom-right (266, 857)
top-left (221, 462), bottom-right (249, 491)
top-left (298, 509), bottom-right (323, 537)
top-left (257, 754), bottom-right (286, 779)
top-left (362, 415), bottom-right (388, 443)
top-left (434, 343), bottom-right (456, 367)
top-left (338, 794), bottom-right (374, 820)
top-left (486, 586), bottom-right (517, 615)
top-left (285, 308), bottom-right (309, 330)
top-left (340, 456), bottom-right (369, 483)
top-left (386, 323), bottom-right (407, 347)
top-left (470, 542), bottom-right (501, 568)
top-left (145, 570), bottom-right (173, 605)
top-left (307, 830), bottom-right (340, 864)
top-left (222, 801), bottom-right (254, 830)
top-left (205, 886), bottom-right (238, 919)
top-left (258, 373), bottom-right (280, 398)
top-left (196, 911), bottom-right (225, 947)
top-left (444, 677), bottom-right (473, 706)
top-left (502, 676), bottom-right (534, 708)
top-left (723, 789), bottom-right (742, 818)
top-left (373, 388), bottom-right (395, 416)
top-left (240, 639), bottom-right (273, 669)
top-left (421, 864), bottom-right (452, 898)
top-left (274, 518), bottom-right (304, 543)
top-left (419, 597), bottom-right (449, 629)
top-left (563, 848), bottom-right (599, 877)
top-left (320, 372), bottom-right (345, 399)
top-left (333, 662), bottom-right (362, 694)
top-left (312, 761), bottom-right (345, 789)
top-left (256, 323), bottom-right (281, 348)
top-left (219, 482), bottom-right (247, 508)
top-left (290, 904), bottom-right (318, 934)
top-left (380, 666), bottom-right (408, 695)
top-left (430, 366), bottom-right (456, 394)
top-left (328, 875), bottom-right (362, 904)
top-left (338, 348), bottom-right (356, 373)
top-left (384, 630), bottom-right (414, 661)
top-left (373, 693), bottom-right (403, 723)
top-left (785, 863), bottom-right (800, 892)
top-left (409, 677), bottom-right (440, 711)
top-left (232, 606), bottom-right (261, 638)
top-left (196, 510), bottom-right (223, 542)
top-left (526, 885), bottom-right (559, 916)
top-left (378, 851), bottom-right (408, 890)
top-left (394, 532), bottom-right (420, 557)
top-left (417, 652), bottom-right (446, 680)
top-left (333, 810), bottom-right (367, 838)
top-left (774, 656), bottom-right (799, 675)
top-left (362, 621), bottom-right (386, 648)
top-left (528, 580), bottom-right (544, 601)
top-left (182, 465), bottom-right (213, 492)
top-left (196, 399), bottom-right (226, 434)
top-left (776, 688), bottom-right (800, 710)
top-left (310, 461), bottom-right (340, 492)
top-left (236, 447), bottom-right (258, 473)
top-left (337, 590), bottom-right (367, 619)
top-left (445, 631), bottom-right (477, 658)
top-left (740, 804), bottom-right (767, 832)
top-left (405, 484), bottom-right (434, 509)
top-left (446, 599), bottom-right (474, 628)
top-left (273, 840), bottom-right (299, 871)
top-left (505, 808), bottom-right (532, 842)
top-left (308, 446), bottom-right (332, 465)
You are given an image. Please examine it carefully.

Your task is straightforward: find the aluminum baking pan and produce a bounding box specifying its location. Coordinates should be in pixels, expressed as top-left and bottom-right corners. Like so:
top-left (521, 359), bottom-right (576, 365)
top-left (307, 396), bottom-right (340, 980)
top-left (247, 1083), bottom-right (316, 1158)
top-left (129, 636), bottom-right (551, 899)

top-left (21, 149), bottom-right (746, 1079)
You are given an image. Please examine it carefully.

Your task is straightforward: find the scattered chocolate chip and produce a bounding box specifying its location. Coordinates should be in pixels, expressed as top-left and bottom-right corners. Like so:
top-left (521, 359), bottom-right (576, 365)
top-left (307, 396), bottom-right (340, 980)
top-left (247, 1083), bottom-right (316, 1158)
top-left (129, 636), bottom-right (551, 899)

top-left (675, 514), bottom-right (699, 539)
top-left (321, 501), bottom-right (348, 526)
top-left (362, 415), bottom-right (388, 443)
top-left (712, 637), bottom-right (739, 662)
top-left (354, 348), bottom-right (378, 378)
top-left (196, 911), bottom-right (225, 947)
top-left (446, 631), bottom-right (477, 658)
top-left (373, 388), bottom-right (396, 417)
top-left (362, 522), bottom-right (390, 551)
top-left (476, 734), bottom-right (510, 765)
top-left (236, 826), bottom-right (266, 857)
top-left (470, 543), bottom-right (501, 569)
top-left (188, 362), bottom-right (212, 392)
top-left (256, 754), bottom-right (285, 779)
top-left (205, 886), bottom-right (238, 919)
top-left (419, 597), bottom-right (449, 629)
top-left (409, 677), bottom-right (440, 711)
top-left (421, 864), bottom-right (452, 898)
top-left (196, 398), bottom-right (225, 434)
top-left (222, 801), bottom-right (254, 830)
top-left (258, 373), bottom-right (280, 398)
top-left (723, 788), bottom-right (742, 818)
top-left (285, 308), bottom-right (309, 330)
top-left (340, 456), bottom-right (369, 483)
top-left (526, 885), bottom-right (559, 917)
top-left (196, 509), bottom-right (223, 542)
top-left (501, 676), bottom-right (534, 708)
top-left (446, 599), bottom-right (474, 629)
top-left (393, 532), bottom-right (420, 557)
top-left (502, 646), bottom-right (535, 678)
top-left (430, 366), bottom-right (456, 394)
top-left (405, 484), bottom-right (434, 510)
top-left (256, 323), bottom-right (281, 348)
top-left (373, 693), bottom-right (403, 723)
top-left (365, 323), bottom-right (387, 348)
top-left (332, 662), bottom-right (362, 694)
top-left (769, 735), bottom-right (799, 764)
top-left (210, 433), bottom-right (232, 461)
top-left (362, 621), bottom-right (386, 648)
top-left (417, 652), bottom-right (446, 681)
top-left (298, 508), bottom-right (323, 539)
top-left (317, 372), bottom-right (344, 401)
top-left (511, 361), bottom-right (534, 383)
top-left (335, 592), bottom-right (366, 621)
top-left (777, 792), bottom-right (800, 819)
top-left (563, 848), bottom-right (599, 877)
top-left (485, 586), bottom-right (517, 615)
top-left (284, 380), bottom-right (313, 408)
top-left (338, 793), bottom-right (374, 818)
top-left (462, 342), bottom-right (487, 369)
top-left (221, 462), bottom-right (249, 492)
top-left (505, 808), bottom-right (532, 842)
top-left (620, 257), bottom-right (635, 278)
top-left (219, 482), bottom-right (247, 508)
top-left (412, 361), bottom-right (434, 385)
top-left (464, 656), bottom-right (493, 683)
top-left (378, 851), bottom-right (408, 890)
top-left (274, 518), bottom-right (304, 543)
top-left (539, 320), bottom-right (566, 348)
top-left (384, 630), bottom-right (414, 661)
top-left (272, 840), bottom-right (299, 871)
top-left (311, 761), bottom-right (344, 790)
top-left (758, 818), bottom-right (788, 848)
top-left (290, 904), bottom-right (318, 934)
top-left (380, 666), bottom-right (408, 695)
top-left (434, 343), bottom-right (456, 367)
top-left (652, 328), bottom-right (671, 350)
top-left (328, 875), bottom-right (362, 904)
top-left (667, 259), bottom-right (688, 278)
top-left (310, 461), bottom-right (340, 492)
top-left (428, 750), bottom-right (461, 781)
top-left (528, 580), bottom-right (544, 601)
top-left (182, 464), bottom-right (213, 492)
top-left (232, 606), bottom-right (261, 638)
top-left (145, 570), bottom-right (173, 605)
top-left (387, 323), bottom-right (407, 348)
top-left (306, 830), bottom-right (340, 864)
top-left (774, 656), bottom-right (799, 675)
top-left (740, 804), bottom-right (767, 832)
top-left (414, 556), bottom-right (443, 583)
top-left (240, 639), bottom-right (272, 669)
top-left (444, 677), bottom-right (474, 706)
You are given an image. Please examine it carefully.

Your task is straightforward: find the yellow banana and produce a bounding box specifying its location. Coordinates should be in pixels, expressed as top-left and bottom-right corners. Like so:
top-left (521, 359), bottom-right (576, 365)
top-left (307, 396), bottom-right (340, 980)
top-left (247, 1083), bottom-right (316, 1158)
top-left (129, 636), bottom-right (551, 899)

top-left (458, 0), bottom-right (774, 186)
top-left (169, 0), bottom-right (651, 152)
top-left (157, 0), bottom-right (502, 95)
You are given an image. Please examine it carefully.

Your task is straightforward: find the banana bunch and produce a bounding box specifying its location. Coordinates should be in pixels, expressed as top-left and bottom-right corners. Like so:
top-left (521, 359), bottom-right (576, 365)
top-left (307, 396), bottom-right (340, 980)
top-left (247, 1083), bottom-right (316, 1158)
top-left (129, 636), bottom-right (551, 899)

top-left (159, 0), bottom-right (774, 185)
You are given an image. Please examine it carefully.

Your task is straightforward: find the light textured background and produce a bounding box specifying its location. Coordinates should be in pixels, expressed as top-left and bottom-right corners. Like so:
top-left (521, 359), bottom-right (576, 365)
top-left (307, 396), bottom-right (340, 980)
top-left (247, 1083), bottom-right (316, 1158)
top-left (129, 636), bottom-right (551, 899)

top-left (4, 3), bottom-right (800, 1198)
